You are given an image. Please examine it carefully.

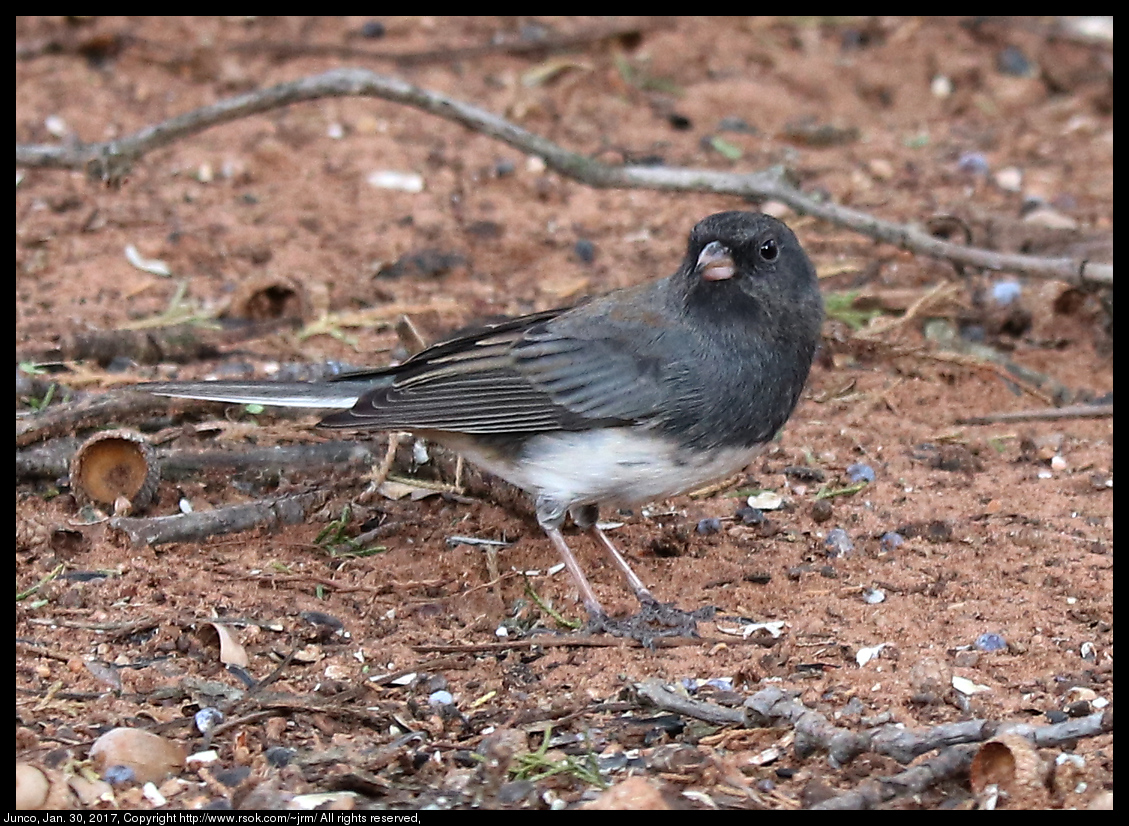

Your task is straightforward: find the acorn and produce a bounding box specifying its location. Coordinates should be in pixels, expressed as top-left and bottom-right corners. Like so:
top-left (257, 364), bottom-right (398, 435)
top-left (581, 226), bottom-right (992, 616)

top-left (224, 272), bottom-right (312, 323)
top-left (970, 734), bottom-right (1051, 808)
top-left (69, 428), bottom-right (159, 514)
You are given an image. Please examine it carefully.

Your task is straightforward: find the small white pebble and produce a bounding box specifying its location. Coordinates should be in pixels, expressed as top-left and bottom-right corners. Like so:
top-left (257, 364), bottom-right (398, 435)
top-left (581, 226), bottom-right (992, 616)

top-left (186, 750), bottom-right (219, 765)
top-left (930, 75), bottom-right (953, 98)
top-left (45, 115), bottom-right (68, 137)
top-left (995, 166), bottom-right (1023, 192)
top-left (747, 491), bottom-right (783, 510)
top-left (1024, 206), bottom-right (1078, 230)
top-left (142, 782), bottom-right (166, 806)
top-left (952, 675), bottom-right (990, 695)
top-left (367, 170), bottom-right (424, 193)
top-left (856, 643), bottom-right (887, 667)
top-left (124, 244), bottom-right (172, 277)
top-left (868, 158), bottom-right (895, 181)
top-left (760, 200), bottom-right (792, 219)
top-left (862, 587), bottom-right (886, 605)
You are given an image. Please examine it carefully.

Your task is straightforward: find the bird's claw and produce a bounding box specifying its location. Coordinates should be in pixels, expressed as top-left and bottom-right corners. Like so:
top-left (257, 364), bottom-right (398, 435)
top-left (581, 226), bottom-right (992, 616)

top-left (584, 599), bottom-right (716, 647)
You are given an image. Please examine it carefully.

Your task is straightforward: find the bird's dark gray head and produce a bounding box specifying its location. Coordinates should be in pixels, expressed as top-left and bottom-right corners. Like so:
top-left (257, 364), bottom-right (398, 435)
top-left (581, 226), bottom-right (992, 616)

top-left (657, 211), bottom-right (824, 450)
top-left (676, 211), bottom-right (822, 329)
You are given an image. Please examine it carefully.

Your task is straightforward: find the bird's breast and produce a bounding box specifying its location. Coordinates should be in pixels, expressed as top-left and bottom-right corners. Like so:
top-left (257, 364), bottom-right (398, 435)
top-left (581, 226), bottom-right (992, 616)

top-left (444, 427), bottom-right (762, 510)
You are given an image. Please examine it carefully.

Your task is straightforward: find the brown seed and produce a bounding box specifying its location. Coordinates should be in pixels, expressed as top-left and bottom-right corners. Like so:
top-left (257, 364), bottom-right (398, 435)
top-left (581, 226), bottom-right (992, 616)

top-left (810, 499), bottom-right (833, 523)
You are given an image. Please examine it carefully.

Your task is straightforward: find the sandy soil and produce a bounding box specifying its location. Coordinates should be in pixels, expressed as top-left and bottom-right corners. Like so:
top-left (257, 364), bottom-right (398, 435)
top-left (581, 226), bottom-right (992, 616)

top-left (16, 17), bottom-right (1112, 810)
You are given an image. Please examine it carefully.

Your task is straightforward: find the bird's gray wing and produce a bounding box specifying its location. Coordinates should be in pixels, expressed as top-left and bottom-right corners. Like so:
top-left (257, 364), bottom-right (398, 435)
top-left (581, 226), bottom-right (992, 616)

top-left (321, 292), bottom-right (685, 433)
top-left (510, 279), bottom-right (695, 423)
top-left (319, 309), bottom-right (596, 432)
top-left (510, 330), bottom-right (678, 423)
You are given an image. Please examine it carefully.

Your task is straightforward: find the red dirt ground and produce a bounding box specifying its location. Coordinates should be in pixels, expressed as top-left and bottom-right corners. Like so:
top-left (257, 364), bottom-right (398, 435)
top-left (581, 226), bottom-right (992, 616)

top-left (16, 17), bottom-right (1112, 810)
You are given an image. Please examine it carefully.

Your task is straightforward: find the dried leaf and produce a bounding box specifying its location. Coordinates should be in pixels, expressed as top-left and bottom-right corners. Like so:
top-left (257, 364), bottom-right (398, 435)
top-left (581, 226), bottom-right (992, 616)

top-left (210, 622), bottom-right (249, 667)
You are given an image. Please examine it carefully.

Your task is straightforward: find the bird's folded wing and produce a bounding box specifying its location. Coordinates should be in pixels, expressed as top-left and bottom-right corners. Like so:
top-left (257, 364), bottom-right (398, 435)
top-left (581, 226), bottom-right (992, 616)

top-left (322, 311), bottom-right (679, 433)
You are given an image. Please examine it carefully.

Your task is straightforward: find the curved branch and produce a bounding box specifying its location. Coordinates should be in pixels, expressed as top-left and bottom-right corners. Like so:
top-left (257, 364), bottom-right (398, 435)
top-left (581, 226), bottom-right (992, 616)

top-left (16, 68), bottom-right (1111, 287)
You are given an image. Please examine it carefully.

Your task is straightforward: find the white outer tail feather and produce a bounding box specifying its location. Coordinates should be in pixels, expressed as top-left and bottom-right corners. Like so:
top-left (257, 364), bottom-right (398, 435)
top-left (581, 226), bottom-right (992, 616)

top-left (140, 380), bottom-right (374, 409)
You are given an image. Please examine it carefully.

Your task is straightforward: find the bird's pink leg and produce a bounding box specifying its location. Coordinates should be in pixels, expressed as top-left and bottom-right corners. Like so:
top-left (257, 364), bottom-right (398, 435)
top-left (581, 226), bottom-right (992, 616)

top-left (543, 526), bottom-right (606, 617)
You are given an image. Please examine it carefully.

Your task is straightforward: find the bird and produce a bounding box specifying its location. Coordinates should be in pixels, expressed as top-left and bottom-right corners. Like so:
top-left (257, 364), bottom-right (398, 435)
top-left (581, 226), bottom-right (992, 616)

top-left (141, 211), bottom-right (824, 637)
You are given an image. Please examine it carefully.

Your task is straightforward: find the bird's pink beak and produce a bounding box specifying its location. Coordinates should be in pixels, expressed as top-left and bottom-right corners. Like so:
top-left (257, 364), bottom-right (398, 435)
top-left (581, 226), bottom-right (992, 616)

top-left (697, 241), bottom-right (736, 281)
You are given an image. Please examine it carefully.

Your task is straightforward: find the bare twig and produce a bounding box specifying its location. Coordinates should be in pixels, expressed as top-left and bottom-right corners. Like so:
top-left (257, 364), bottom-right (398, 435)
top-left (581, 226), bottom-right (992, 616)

top-left (813, 707), bottom-right (1116, 810)
top-left (15, 435), bottom-right (81, 481)
top-left (868, 343), bottom-right (1058, 406)
top-left (15, 639), bottom-right (74, 663)
top-left (956, 402), bottom-right (1113, 425)
top-left (393, 315), bottom-right (428, 356)
top-left (635, 678), bottom-right (748, 726)
top-left (16, 390), bottom-right (181, 448)
top-left (161, 441), bottom-right (378, 476)
top-left (16, 435), bottom-right (377, 483)
top-left (18, 318), bottom-right (297, 367)
top-left (639, 680), bottom-right (1113, 768)
top-left (411, 634), bottom-right (764, 653)
top-left (225, 19), bottom-right (659, 65)
top-left (853, 282), bottom-right (963, 341)
top-left (231, 572), bottom-right (391, 595)
top-left (810, 744), bottom-right (977, 810)
top-left (109, 490), bottom-right (330, 546)
top-left (15, 68), bottom-right (1110, 287)
top-left (364, 432), bottom-right (404, 494)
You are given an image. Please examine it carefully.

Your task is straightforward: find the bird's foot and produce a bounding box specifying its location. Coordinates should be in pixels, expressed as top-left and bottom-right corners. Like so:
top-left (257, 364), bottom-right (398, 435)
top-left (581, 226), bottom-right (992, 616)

top-left (584, 598), bottom-right (716, 647)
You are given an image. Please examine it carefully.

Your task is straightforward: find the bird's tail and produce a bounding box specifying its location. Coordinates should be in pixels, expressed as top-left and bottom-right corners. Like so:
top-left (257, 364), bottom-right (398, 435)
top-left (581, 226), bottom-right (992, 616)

top-left (137, 380), bottom-right (382, 410)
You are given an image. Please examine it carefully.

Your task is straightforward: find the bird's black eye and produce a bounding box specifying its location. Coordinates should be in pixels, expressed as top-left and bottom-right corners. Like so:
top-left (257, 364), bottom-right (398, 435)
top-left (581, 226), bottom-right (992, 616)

top-left (759, 238), bottom-right (779, 262)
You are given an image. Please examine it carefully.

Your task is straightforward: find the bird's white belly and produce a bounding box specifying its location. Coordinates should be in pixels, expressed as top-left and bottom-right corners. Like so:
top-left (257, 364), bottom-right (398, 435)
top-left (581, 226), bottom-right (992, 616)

top-left (455, 428), bottom-right (762, 509)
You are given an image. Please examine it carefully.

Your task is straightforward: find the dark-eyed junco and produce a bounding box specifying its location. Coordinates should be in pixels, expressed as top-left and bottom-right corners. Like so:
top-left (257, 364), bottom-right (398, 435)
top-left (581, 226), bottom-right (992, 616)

top-left (143, 211), bottom-right (824, 636)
